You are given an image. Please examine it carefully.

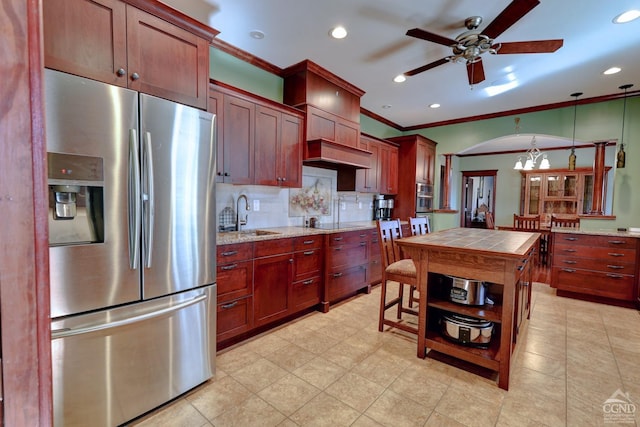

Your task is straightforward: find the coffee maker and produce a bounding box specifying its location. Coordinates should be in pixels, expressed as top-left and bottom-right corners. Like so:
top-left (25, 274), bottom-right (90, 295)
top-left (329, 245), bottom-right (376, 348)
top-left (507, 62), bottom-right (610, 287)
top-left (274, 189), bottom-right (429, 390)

top-left (373, 195), bottom-right (395, 220)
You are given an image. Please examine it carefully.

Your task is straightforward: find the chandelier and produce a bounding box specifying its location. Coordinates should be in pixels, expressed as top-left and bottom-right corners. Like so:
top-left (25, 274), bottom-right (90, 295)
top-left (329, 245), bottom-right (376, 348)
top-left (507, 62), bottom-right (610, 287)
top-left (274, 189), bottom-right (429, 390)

top-left (513, 136), bottom-right (550, 170)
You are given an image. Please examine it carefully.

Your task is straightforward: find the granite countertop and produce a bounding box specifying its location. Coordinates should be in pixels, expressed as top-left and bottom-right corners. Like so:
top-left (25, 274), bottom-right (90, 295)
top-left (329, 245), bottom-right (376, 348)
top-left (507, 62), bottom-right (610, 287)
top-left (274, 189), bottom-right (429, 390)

top-left (217, 221), bottom-right (378, 245)
top-left (552, 227), bottom-right (640, 238)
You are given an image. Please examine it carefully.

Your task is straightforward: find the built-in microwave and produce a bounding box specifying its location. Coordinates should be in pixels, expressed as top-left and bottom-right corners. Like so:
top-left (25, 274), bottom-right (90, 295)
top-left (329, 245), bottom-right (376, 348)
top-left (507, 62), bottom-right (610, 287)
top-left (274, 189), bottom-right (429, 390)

top-left (416, 182), bottom-right (434, 213)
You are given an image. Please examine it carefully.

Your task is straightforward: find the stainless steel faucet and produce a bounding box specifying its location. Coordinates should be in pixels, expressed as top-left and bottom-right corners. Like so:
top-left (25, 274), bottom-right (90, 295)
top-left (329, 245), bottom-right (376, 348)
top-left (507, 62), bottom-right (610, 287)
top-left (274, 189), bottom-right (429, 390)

top-left (236, 194), bottom-right (250, 231)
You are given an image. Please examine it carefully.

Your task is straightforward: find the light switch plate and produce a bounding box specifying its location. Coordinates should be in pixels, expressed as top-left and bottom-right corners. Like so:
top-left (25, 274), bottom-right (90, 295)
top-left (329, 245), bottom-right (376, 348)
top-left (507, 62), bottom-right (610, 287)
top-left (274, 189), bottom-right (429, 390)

top-left (253, 199), bottom-right (260, 211)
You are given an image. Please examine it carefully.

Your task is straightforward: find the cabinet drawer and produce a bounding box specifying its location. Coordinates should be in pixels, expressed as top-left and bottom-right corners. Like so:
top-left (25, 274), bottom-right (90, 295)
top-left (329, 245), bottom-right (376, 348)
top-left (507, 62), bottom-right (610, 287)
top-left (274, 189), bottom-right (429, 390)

top-left (555, 234), bottom-right (637, 249)
top-left (217, 242), bottom-right (253, 263)
top-left (294, 235), bottom-right (323, 251)
top-left (327, 230), bottom-right (369, 246)
top-left (553, 267), bottom-right (635, 301)
top-left (254, 238), bottom-right (293, 258)
top-left (217, 296), bottom-right (252, 342)
top-left (554, 244), bottom-right (636, 261)
top-left (292, 276), bottom-right (321, 310)
top-left (327, 264), bottom-right (368, 301)
top-left (294, 248), bottom-right (322, 280)
top-left (327, 242), bottom-right (368, 268)
top-left (369, 258), bottom-right (382, 284)
top-left (553, 255), bottom-right (636, 275)
top-left (217, 260), bottom-right (253, 303)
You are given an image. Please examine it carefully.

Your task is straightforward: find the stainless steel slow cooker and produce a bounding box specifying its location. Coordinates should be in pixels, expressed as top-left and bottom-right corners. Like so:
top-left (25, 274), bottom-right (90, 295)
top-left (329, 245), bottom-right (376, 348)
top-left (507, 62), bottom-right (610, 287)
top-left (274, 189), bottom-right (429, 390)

top-left (447, 276), bottom-right (487, 306)
top-left (440, 312), bottom-right (493, 348)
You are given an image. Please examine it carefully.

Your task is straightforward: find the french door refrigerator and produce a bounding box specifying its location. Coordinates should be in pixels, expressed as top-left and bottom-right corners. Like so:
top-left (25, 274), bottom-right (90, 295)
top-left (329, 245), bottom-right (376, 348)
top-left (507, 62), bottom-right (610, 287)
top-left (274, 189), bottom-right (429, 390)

top-left (45, 69), bottom-right (216, 427)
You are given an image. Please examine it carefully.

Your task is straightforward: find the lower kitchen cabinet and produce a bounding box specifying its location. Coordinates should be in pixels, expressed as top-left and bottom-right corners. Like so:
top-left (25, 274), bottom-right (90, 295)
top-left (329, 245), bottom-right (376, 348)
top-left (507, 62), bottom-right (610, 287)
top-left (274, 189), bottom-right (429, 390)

top-left (253, 239), bottom-right (295, 328)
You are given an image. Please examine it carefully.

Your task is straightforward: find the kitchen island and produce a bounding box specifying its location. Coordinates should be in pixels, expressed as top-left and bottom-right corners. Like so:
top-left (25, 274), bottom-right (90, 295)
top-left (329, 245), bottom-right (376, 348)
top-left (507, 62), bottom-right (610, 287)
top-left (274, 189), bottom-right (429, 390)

top-left (396, 228), bottom-right (539, 390)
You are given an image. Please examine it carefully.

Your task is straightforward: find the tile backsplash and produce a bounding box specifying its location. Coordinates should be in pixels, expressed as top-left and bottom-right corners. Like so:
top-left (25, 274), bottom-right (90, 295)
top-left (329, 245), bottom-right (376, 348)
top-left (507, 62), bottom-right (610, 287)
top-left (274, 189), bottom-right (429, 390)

top-left (216, 166), bottom-right (376, 231)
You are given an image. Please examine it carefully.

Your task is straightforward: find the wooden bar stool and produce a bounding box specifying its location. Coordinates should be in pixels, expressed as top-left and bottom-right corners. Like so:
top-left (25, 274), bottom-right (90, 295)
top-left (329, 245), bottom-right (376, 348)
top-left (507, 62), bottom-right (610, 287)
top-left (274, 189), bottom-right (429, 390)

top-left (407, 216), bottom-right (430, 307)
top-left (377, 219), bottom-right (418, 334)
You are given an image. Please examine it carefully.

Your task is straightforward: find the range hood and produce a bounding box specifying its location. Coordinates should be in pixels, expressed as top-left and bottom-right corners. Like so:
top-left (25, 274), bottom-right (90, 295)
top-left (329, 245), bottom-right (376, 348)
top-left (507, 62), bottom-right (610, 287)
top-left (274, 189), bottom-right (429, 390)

top-left (304, 138), bottom-right (372, 169)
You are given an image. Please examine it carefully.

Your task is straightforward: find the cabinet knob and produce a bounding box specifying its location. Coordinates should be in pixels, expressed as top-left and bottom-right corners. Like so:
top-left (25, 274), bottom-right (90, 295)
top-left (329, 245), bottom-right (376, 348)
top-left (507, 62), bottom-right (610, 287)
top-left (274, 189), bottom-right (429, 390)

top-left (224, 172), bottom-right (230, 177)
top-left (131, 72), bottom-right (140, 81)
top-left (116, 68), bottom-right (126, 77)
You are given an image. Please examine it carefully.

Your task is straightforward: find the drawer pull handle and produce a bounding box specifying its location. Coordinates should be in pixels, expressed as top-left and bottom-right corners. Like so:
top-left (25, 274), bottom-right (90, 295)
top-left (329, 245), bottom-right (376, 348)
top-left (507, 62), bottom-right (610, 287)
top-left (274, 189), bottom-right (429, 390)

top-left (561, 268), bottom-right (576, 273)
top-left (302, 279), bottom-right (314, 285)
top-left (333, 237), bottom-right (343, 241)
top-left (220, 263), bottom-right (237, 270)
top-left (360, 242), bottom-right (366, 246)
top-left (221, 250), bottom-right (238, 257)
top-left (608, 240), bottom-right (626, 245)
top-left (564, 237), bottom-right (578, 241)
top-left (221, 301), bottom-right (238, 309)
top-left (303, 250), bottom-right (315, 256)
top-left (333, 272), bottom-right (343, 278)
top-left (562, 260), bottom-right (577, 265)
top-left (334, 246), bottom-right (342, 251)
top-left (607, 265), bottom-right (625, 270)
top-left (606, 273), bottom-right (624, 279)
top-left (359, 234), bottom-right (366, 238)
top-left (563, 249), bottom-right (577, 253)
top-left (607, 253), bottom-right (625, 257)
top-left (303, 240), bottom-right (315, 245)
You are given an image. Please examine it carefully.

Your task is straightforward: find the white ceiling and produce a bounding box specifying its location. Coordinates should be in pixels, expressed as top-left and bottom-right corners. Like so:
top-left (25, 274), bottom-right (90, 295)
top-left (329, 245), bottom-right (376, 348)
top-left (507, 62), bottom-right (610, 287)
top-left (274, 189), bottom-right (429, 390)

top-left (162, 0), bottom-right (639, 137)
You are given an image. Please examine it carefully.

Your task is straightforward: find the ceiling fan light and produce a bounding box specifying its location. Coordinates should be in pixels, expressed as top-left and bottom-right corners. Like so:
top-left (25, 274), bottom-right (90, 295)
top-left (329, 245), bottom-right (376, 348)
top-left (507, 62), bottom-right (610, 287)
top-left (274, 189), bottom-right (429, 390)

top-left (330, 26), bottom-right (347, 39)
top-left (393, 74), bottom-right (406, 83)
top-left (603, 67), bottom-right (621, 75)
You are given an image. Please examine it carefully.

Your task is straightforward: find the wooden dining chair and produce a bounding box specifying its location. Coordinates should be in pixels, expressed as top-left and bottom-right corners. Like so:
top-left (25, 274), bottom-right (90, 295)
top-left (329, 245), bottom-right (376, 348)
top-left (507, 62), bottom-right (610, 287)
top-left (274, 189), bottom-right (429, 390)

top-left (513, 214), bottom-right (544, 265)
top-left (407, 216), bottom-right (430, 307)
top-left (376, 219), bottom-right (418, 334)
top-left (550, 214), bottom-right (580, 229)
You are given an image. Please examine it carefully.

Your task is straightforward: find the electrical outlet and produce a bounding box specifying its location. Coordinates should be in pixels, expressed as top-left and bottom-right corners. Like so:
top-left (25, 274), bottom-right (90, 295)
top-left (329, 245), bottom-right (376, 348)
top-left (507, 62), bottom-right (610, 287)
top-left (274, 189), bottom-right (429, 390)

top-left (358, 202), bottom-right (362, 209)
top-left (340, 202), bottom-right (346, 210)
top-left (253, 199), bottom-right (260, 211)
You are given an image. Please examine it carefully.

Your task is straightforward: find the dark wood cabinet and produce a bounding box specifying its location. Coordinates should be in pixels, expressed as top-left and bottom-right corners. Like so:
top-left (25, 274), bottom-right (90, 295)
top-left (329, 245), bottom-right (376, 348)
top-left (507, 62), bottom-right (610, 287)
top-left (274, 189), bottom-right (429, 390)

top-left (292, 235), bottom-right (323, 310)
top-left (551, 232), bottom-right (639, 305)
top-left (380, 143), bottom-right (399, 195)
top-left (304, 105), bottom-right (360, 148)
top-left (43, 0), bottom-right (215, 109)
top-left (355, 135), bottom-right (398, 195)
top-left (322, 229), bottom-right (370, 311)
top-left (255, 106), bottom-right (303, 187)
top-left (388, 134), bottom-right (438, 219)
top-left (253, 239), bottom-right (295, 327)
top-left (216, 242), bottom-right (254, 343)
top-left (222, 94), bottom-right (255, 184)
top-left (368, 229), bottom-right (382, 286)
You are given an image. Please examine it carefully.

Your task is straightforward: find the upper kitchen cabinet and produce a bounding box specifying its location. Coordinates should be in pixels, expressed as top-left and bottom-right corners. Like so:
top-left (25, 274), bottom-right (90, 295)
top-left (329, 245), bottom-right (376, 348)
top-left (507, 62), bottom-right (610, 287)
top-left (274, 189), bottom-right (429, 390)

top-left (387, 134), bottom-right (437, 219)
top-left (43, 0), bottom-right (217, 109)
top-left (354, 134), bottom-right (398, 195)
top-left (210, 83), bottom-right (304, 187)
top-left (282, 60), bottom-right (371, 169)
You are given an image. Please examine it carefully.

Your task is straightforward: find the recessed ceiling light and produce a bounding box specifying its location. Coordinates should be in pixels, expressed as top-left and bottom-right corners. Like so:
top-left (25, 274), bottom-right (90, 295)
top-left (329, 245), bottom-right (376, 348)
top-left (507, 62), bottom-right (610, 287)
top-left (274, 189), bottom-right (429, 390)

top-left (429, 103), bottom-right (441, 109)
top-left (393, 74), bottom-right (406, 83)
top-left (613, 10), bottom-right (640, 23)
top-left (382, 104), bottom-right (392, 109)
top-left (604, 67), bottom-right (622, 75)
top-left (330, 26), bottom-right (347, 39)
top-left (249, 30), bottom-right (265, 39)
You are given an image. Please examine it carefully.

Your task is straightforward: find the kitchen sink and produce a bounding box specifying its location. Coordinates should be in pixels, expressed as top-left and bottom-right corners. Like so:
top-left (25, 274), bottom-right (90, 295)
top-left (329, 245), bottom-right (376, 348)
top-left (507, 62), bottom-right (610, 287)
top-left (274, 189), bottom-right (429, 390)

top-left (241, 229), bottom-right (281, 236)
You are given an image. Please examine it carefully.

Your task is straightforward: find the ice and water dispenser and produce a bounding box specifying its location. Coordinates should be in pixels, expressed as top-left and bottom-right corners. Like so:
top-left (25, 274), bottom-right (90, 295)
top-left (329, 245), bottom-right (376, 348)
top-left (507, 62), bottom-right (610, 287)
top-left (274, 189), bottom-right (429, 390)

top-left (48, 152), bottom-right (105, 246)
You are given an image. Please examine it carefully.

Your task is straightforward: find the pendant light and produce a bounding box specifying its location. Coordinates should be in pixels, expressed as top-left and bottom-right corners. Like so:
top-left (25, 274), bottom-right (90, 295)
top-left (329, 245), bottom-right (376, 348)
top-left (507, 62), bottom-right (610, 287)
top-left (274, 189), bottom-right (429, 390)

top-left (568, 92), bottom-right (582, 171)
top-left (617, 84), bottom-right (633, 168)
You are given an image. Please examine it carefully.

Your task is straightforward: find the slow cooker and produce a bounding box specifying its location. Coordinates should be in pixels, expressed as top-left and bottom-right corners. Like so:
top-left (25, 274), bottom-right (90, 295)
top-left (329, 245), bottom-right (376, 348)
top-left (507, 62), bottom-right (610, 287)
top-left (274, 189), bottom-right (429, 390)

top-left (440, 312), bottom-right (493, 348)
top-left (447, 276), bottom-right (487, 306)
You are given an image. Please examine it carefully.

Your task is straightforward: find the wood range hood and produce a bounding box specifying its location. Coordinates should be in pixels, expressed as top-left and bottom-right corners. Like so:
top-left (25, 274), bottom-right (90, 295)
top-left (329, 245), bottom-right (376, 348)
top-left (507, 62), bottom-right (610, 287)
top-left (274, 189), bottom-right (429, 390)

top-left (304, 138), bottom-right (372, 170)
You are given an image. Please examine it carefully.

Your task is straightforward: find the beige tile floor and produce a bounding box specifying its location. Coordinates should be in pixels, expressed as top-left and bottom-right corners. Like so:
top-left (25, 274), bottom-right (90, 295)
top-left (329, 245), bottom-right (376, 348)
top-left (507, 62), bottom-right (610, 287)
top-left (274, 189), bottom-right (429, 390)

top-left (130, 283), bottom-right (640, 427)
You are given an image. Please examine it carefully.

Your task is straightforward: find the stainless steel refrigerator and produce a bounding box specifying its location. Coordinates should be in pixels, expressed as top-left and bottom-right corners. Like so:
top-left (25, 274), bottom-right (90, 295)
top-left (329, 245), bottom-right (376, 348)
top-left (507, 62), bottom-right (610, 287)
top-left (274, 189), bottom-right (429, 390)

top-left (45, 69), bottom-right (216, 427)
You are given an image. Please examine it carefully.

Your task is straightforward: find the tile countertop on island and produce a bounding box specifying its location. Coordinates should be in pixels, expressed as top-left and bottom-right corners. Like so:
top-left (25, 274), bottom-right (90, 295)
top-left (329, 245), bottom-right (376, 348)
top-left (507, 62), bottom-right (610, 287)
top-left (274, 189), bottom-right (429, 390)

top-left (216, 221), bottom-right (379, 245)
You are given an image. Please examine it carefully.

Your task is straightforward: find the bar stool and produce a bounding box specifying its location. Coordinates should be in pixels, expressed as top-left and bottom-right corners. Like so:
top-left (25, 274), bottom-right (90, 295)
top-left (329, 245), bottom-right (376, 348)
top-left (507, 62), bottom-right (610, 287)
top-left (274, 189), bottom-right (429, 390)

top-left (377, 219), bottom-right (418, 334)
top-left (407, 217), bottom-right (430, 307)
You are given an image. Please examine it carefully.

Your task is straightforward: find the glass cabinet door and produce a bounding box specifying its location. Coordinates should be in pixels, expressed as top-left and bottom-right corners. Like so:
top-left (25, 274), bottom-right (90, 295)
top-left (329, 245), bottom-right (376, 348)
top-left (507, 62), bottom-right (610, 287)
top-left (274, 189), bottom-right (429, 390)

top-left (545, 173), bottom-right (578, 197)
top-left (527, 175), bottom-right (541, 214)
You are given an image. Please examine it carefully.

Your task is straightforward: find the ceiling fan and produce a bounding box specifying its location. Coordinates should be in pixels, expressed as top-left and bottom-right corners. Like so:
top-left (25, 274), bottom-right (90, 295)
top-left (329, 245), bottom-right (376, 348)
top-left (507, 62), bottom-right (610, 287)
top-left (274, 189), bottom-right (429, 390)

top-left (404, 0), bottom-right (563, 86)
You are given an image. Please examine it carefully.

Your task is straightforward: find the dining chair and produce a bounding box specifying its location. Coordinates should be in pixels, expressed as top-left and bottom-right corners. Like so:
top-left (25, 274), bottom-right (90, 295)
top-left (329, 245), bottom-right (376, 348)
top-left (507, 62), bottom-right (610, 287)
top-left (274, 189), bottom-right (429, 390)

top-left (376, 219), bottom-right (418, 334)
top-left (407, 216), bottom-right (430, 307)
top-left (513, 214), bottom-right (544, 265)
top-left (550, 214), bottom-right (580, 229)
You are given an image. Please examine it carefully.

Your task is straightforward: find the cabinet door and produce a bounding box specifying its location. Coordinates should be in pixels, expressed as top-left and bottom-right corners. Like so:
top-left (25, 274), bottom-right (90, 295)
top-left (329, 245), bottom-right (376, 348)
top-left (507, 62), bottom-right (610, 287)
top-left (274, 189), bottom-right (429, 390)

top-left (126, 7), bottom-right (209, 109)
top-left (416, 140), bottom-right (436, 184)
top-left (253, 254), bottom-right (293, 327)
top-left (223, 95), bottom-right (255, 184)
top-left (254, 105), bottom-right (280, 186)
top-left (208, 90), bottom-right (226, 183)
top-left (356, 138), bottom-right (379, 193)
top-left (381, 145), bottom-right (398, 195)
top-left (43, 0), bottom-right (128, 87)
top-left (280, 113), bottom-right (303, 188)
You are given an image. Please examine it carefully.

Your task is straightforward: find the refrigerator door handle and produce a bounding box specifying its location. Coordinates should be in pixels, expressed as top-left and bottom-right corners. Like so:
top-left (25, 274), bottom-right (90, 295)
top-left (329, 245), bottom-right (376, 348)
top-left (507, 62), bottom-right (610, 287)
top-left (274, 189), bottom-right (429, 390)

top-left (128, 129), bottom-right (141, 270)
top-left (51, 293), bottom-right (207, 339)
top-left (142, 131), bottom-right (155, 268)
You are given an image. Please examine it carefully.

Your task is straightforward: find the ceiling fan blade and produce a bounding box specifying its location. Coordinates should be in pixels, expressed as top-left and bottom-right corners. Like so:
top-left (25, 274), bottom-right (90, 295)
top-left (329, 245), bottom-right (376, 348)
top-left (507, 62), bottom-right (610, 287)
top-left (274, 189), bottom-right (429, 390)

top-left (404, 57), bottom-right (450, 76)
top-left (467, 59), bottom-right (485, 85)
top-left (483, 0), bottom-right (540, 39)
top-left (495, 39), bottom-right (563, 54)
top-left (406, 28), bottom-right (457, 47)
